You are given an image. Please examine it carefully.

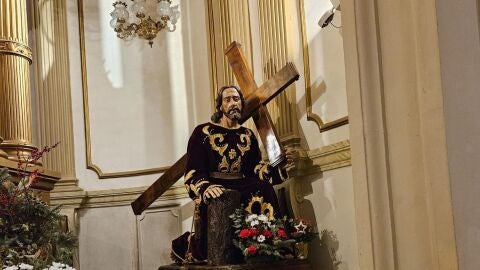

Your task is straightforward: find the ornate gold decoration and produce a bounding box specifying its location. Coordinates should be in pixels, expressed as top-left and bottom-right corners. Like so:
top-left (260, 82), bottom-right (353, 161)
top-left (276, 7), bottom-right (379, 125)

top-left (237, 129), bottom-right (252, 156)
top-left (184, 170), bottom-right (196, 183)
top-left (245, 196), bottom-right (275, 221)
top-left (190, 180), bottom-right (209, 197)
top-left (218, 156), bottom-right (229, 173)
top-left (228, 149), bottom-right (237, 160)
top-left (245, 196), bottom-right (263, 215)
top-left (202, 125), bottom-right (228, 156)
top-left (261, 202), bottom-right (275, 221)
top-left (109, 0), bottom-right (180, 47)
top-left (299, 0), bottom-right (348, 132)
top-left (0, 40), bottom-right (32, 63)
top-left (254, 162), bottom-right (270, 183)
top-left (230, 156), bottom-right (241, 173)
top-left (77, 0), bottom-right (170, 178)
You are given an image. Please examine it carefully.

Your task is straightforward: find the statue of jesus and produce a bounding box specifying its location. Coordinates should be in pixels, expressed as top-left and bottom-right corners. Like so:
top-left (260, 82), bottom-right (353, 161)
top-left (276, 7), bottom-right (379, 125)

top-left (172, 85), bottom-right (293, 263)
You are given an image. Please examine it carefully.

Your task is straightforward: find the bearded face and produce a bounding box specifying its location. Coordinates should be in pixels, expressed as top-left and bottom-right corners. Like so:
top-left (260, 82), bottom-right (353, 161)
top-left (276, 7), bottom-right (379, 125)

top-left (220, 88), bottom-right (243, 121)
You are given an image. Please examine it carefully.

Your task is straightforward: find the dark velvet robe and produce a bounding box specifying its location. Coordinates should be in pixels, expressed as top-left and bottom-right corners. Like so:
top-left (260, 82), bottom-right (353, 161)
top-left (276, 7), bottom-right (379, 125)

top-left (182, 122), bottom-right (288, 260)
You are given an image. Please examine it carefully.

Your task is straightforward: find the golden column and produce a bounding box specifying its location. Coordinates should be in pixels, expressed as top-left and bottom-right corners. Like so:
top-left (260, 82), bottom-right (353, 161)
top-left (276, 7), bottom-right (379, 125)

top-left (258, 0), bottom-right (300, 144)
top-left (0, 0), bottom-right (36, 159)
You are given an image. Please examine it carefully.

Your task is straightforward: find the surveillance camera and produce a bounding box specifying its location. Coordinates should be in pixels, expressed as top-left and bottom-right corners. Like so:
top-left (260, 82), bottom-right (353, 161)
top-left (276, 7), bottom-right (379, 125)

top-left (318, 3), bottom-right (340, 28)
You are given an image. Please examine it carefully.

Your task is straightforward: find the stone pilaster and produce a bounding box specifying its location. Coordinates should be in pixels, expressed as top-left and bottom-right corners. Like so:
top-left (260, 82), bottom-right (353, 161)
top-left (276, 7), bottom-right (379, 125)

top-left (31, 0), bottom-right (79, 190)
top-left (0, 0), bottom-right (36, 159)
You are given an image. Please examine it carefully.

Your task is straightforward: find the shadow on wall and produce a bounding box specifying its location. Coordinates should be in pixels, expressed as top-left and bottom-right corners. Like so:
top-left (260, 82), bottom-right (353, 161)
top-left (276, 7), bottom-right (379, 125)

top-left (298, 198), bottom-right (342, 270)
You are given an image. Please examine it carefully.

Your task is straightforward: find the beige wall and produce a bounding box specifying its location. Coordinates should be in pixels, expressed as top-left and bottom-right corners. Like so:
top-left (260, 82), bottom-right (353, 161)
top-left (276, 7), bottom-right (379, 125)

top-left (436, 0), bottom-right (480, 269)
top-left (67, 0), bottom-right (212, 190)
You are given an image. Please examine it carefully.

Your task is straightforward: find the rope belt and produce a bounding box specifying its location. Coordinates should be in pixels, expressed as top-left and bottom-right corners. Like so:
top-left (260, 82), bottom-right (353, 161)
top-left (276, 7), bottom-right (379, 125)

top-left (209, 172), bottom-right (244, 180)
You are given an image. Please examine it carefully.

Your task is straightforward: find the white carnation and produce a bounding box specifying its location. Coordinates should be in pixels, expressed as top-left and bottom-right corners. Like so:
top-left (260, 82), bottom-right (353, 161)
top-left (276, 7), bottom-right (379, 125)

top-left (245, 214), bottom-right (258, 222)
top-left (257, 235), bottom-right (266, 243)
top-left (258, 214), bottom-right (268, 223)
top-left (18, 264), bottom-right (33, 270)
top-left (250, 220), bottom-right (259, 227)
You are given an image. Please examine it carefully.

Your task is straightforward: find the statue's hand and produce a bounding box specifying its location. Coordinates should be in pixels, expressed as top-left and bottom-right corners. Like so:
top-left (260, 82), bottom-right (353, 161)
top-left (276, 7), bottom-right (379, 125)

top-left (204, 185), bottom-right (225, 199)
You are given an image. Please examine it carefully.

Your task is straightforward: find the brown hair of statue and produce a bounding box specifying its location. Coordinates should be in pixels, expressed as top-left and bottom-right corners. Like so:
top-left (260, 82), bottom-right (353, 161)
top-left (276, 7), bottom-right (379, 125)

top-left (210, 85), bottom-right (245, 123)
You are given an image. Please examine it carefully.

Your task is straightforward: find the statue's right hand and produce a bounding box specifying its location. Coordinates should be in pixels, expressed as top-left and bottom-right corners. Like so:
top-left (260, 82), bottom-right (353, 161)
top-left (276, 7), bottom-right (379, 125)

top-left (204, 185), bottom-right (225, 199)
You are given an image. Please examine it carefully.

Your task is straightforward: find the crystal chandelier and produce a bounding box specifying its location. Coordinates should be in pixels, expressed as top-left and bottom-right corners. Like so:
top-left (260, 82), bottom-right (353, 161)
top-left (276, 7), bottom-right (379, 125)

top-left (110, 0), bottom-right (180, 47)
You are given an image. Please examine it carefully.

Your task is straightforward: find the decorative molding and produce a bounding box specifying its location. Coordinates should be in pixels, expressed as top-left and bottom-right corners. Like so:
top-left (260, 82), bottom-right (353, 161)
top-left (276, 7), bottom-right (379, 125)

top-left (51, 183), bottom-right (188, 209)
top-left (298, 0), bottom-right (349, 133)
top-left (0, 157), bottom-right (61, 192)
top-left (308, 140), bottom-right (351, 171)
top-left (0, 39), bottom-right (32, 62)
top-left (77, 0), bottom-right (170, 179)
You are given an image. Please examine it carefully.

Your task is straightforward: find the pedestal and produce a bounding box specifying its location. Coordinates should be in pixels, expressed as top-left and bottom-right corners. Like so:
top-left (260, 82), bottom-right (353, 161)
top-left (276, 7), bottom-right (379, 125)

top-left (158, 259), bottom-right (311, 270)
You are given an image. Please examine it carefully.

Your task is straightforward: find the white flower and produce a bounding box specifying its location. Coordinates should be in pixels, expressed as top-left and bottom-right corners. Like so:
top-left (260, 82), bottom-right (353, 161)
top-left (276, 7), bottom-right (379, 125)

top-left (245, 214), bottom-right (258, 222)
top-left (257, 235), bottom-right (266, 243)
top-left (41, 262), bottom-right (76, 270)
top-left (258, 214), bottom-right (268, 223)
top-left (250, 220), bottom-right (259, 227)
top-left (18, 264), bottom-right (33, 270)
top-left (3, 266), bottom-right (19, 270)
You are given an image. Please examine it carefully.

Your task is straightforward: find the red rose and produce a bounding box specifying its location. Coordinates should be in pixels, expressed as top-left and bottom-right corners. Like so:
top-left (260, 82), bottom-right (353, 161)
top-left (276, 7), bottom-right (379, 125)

top-left (246, 245), bottom-right (257, 255)
top-left (249, 228), bottom-right (259, 236)
top-left (277, 229), bottom-right (287, 239)
top-left (239, 229), bottom-right (250, 239)
top-left (263, 229), bottom-right (273, 238)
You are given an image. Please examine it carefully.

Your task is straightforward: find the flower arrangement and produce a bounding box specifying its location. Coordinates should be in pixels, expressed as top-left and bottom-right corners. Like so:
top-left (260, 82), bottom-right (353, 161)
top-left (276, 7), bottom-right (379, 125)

top-left (0, 145), bottom-right (76, 269)
top-left (229, 206), bottom-right (317, 262)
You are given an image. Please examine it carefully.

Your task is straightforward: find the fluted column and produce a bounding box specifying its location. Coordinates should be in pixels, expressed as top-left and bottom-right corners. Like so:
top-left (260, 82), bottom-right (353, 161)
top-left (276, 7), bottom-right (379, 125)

top-left (208, 0), bottom-right (254, 92)
top-left (207, 0), bottom-right (256, 129)
top-left (32, 0), bottom-right (78, 188)
top-left (0, 0), bottom-right (36, 159)
top-left (258, 0), bottom-right (300, 143)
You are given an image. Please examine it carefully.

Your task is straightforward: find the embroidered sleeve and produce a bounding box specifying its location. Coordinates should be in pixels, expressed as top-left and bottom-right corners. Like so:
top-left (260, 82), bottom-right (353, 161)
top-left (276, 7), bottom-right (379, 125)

top-left (246, 132), bottom-right (289, 185)
top-left (184, 126), bottom-right (212, 203)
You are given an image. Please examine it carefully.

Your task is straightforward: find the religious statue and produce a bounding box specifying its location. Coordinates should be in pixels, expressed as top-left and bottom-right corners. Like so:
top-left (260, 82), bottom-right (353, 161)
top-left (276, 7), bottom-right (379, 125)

top-left (171, 85), bottom-right (293, 263)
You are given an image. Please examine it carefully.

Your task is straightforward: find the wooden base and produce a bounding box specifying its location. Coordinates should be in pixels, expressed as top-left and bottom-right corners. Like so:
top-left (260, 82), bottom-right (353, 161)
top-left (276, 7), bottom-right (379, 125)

top-left (158, 259), bottom-right (311, 270)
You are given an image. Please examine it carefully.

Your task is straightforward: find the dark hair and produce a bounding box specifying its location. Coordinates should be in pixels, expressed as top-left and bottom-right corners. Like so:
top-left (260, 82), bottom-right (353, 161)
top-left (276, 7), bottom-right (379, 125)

top-left (210, 85), bottom-right (245, 123)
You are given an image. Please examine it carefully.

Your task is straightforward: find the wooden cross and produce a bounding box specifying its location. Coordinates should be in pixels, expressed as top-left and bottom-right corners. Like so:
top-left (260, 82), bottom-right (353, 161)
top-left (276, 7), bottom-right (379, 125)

top-left (131, 42), bottom-right (299, 215)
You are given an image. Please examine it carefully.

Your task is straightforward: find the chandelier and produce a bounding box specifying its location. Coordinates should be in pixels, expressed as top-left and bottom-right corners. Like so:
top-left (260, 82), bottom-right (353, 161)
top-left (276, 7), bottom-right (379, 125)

top-left (109, 0), bottom-right (180, 47)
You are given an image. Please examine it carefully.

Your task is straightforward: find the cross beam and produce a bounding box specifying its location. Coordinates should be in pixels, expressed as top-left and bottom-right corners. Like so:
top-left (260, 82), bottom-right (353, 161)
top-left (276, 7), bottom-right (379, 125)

top-left (131, 42), bottom-right (299, 215)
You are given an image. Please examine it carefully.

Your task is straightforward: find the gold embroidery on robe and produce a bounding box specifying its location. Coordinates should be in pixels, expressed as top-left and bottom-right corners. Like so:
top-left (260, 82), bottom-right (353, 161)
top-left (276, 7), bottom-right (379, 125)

top-left (190, 180), bottom-right (209, 196)
top-left (218, 156), bottom-right (229, 172)
top-left (203, 125), bottom-right (228, 156)
top-left (245, 196), bottom-right (275, 220)
top-left (228, 148), bottom-right (237, 160)
top-left (254, 161), bottom-right (270, 182)
top-left (184, 169), bottom-right (196, 183)
top-left (230, 156), bottom-right (241, 173)
top-left (237, 129), bottom-right (252, 156)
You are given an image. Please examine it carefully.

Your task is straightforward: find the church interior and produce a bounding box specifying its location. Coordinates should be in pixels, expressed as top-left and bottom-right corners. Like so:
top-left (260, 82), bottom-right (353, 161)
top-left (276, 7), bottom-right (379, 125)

top-left (0, 0), bottom-right (479, 269)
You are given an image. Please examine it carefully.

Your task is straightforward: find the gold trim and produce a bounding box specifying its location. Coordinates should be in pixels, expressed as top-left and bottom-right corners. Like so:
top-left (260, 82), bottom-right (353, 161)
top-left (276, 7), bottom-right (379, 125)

top-left (299, 0), bottom-right (349, 133)
top-left (78, 0), bottom-right (170, 178)
top-left (0, 39), bottom-right (33, 63)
